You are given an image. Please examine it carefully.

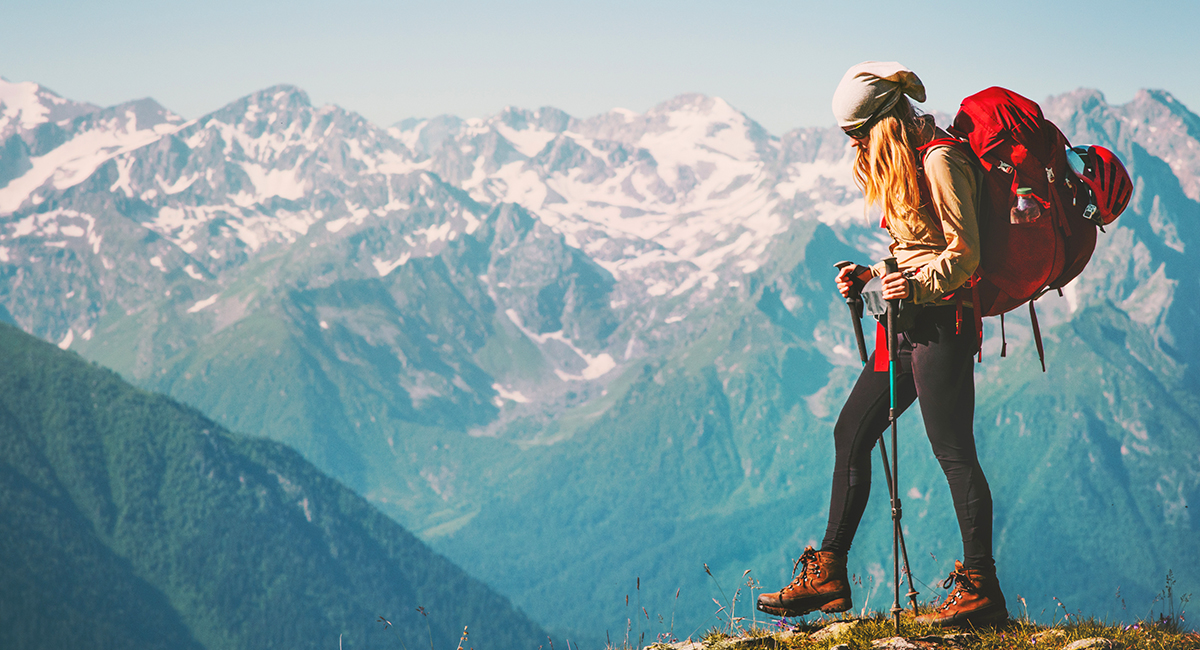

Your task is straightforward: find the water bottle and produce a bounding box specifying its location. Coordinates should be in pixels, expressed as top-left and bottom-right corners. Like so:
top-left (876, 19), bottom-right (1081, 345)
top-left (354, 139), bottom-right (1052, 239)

top-left (1011, 188), bottom-right (1042, 224)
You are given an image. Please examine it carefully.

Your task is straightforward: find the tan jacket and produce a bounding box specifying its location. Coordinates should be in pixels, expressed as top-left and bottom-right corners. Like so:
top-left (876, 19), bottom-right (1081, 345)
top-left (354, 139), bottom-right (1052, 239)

top-left (870, 140), bottom-right (981, 305)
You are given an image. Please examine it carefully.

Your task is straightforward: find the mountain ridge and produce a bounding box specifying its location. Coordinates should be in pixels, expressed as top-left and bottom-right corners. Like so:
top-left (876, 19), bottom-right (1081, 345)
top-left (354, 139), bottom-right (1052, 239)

top-left (0, 320), bottom-right (549, 650)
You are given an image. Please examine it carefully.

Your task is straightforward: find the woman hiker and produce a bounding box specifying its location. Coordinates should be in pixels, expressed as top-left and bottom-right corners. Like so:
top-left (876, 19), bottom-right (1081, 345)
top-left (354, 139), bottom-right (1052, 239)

top-left (756, 61), bottom-right (1007, 628)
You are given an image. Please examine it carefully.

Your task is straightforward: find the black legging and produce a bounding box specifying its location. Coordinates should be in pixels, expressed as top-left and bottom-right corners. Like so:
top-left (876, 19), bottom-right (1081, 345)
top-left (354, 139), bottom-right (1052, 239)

top-left (820, 306), bottom-right (994, 571)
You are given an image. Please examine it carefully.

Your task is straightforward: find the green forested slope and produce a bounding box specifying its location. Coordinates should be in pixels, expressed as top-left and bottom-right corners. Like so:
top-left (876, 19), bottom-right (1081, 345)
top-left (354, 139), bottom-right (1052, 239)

top-left (0, 322), bottom-right (547, 650)
top-left (435, 302), bottom-right (1200, 642)
top-left (975, 303), bottom-right (1200, 614)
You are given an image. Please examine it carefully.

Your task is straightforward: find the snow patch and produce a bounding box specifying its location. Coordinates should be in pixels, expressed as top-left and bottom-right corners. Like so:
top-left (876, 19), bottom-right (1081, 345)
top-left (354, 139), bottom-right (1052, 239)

top-left (415, 221), bottom-right (454, 243)
top-left (109, 156), bottom-right (136, 197)
top-left (505, 308), bottom-right (616, 381)
top-left (372, 253), bottom-right (410, 276)
top-left (325, 201), bottom-right (372, 234)
top-left (0, 79), bottom-right (52, 131)
top-left (188, 294), bottom-right (220, 313)
top-left (491, 383), bottom-right (531, 403)
top-left (241, 163), bottom-right (306, 201)
top-left (0, 115), bottom-right (179, 214)
top-left (158, 172), bottom-right (198, 195)
top-left (6, 209), bottom-right (98, 248)
top-left (495, 123), bottom-right (557, 157)
top-left (555, 350), bottom-right (616, 381)
top-left (646, 281), bottom-right (671, 296)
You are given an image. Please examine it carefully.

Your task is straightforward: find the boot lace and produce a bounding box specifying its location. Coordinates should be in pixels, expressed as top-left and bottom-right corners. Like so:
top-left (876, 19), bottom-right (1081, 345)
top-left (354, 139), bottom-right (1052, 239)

top-left (935, 567), bottom-right (978, 611)
top-left (786, 547), bottom-right (822, 589)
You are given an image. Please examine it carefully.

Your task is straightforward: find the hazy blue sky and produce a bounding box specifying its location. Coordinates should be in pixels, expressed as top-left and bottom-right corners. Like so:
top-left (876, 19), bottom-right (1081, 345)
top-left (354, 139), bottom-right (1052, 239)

top-left (4, 0), bottom-right (1198, 134)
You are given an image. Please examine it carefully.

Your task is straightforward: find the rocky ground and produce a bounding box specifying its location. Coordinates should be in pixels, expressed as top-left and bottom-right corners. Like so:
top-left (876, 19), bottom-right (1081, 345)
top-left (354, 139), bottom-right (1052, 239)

top-left (643, 615), bottom-right (1200, 650)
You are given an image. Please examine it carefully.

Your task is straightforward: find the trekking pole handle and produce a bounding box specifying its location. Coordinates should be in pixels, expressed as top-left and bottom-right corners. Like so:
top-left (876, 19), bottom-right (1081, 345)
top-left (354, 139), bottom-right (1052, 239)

top-left (835, 261), bottom-right (870, 365)
top-left (834, 261), bottom-right (870, 293)
top-left (882, 258), bottom-right (899, 297)
top-left (835, 262), bottom-right (869, 306)
top-left (883, 258), bottom-right (900, 358)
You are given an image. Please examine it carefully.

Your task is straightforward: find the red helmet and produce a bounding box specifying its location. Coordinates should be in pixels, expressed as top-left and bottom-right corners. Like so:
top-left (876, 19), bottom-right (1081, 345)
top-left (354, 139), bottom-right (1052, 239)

top-left (1067, 145), bottom-right (1133, 225)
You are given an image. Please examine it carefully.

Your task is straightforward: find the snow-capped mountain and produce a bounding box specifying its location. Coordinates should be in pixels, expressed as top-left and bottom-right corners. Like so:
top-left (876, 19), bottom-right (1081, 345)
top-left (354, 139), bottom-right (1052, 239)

top-left (0, 77), bottom-right (101, 142)
top-left (0, 78), bottom-right (182, 214)
top-left (120, 85), bottom-right (430, 257)
top-left (394, 94), bottom-right (868, 304)
top-left (0, 81), bottom-right (878, 394)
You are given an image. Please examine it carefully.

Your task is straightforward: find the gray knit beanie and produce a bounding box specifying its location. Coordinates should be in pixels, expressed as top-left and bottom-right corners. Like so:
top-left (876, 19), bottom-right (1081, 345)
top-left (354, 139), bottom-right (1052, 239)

top-left (831, 61), bottom-right (926, 129)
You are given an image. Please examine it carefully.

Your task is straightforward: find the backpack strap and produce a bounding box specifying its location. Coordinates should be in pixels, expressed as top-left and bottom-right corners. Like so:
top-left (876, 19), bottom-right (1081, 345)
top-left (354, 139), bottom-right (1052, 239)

top-left (917, 137), bottom-right (973, 164)
top-left (919, 136), bottom-right (987, 360)
top-left (951, 276), bottom-right (985, 361)
top-left (915, 136), bottom-right (977, 211)
top-left (1029, 300), bottom-right (1046, 372)
top-left (1047, 127), bottom-right (1073, 238)
top-left (999, 312), bottom-right (1007, 358)
top-left (972, 279), bottom-right (983, 362)
top-left (918, 137), bottom-right (967, 154)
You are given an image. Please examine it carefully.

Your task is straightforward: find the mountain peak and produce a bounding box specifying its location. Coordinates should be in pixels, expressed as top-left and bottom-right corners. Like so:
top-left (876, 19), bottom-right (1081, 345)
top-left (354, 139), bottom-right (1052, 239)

top-left (1135, 88), bottom-right (1182, 106)
top-left (651, 92), bottom-right (726, 115)
top-left (1128, 88), bottom-right (1200, 137)
top-left (246, 83), bottom-right (312, 110)
top-left (207, 84), bottom-right (313, 123)
top-left (1061, 87), bottom-right (1107, 107)
top-left (0, 76), bottom-right (101, 140)
top-left (497, 105), bottom-right (572, 134)
top-left (198, 83), bottom-right (322, 137)
top-left (92, 97), bottom-right (185, 131)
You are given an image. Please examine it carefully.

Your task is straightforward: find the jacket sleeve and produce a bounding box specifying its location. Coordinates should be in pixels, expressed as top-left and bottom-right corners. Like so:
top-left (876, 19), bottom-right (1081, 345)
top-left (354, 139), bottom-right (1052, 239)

top-left (909, 146), bottom-right (981, 304)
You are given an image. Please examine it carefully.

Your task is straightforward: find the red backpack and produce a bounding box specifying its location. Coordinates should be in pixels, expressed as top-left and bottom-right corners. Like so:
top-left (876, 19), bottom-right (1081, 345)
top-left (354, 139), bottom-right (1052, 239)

top-left (920, 87), bottom-right (1098, 370)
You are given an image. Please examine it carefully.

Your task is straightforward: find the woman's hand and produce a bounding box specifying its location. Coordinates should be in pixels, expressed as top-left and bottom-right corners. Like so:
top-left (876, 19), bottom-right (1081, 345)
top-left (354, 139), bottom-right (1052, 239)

top-left (881, 271), bottom-right (910, 300)
top-left (836, 264), bottom-right (873, 298)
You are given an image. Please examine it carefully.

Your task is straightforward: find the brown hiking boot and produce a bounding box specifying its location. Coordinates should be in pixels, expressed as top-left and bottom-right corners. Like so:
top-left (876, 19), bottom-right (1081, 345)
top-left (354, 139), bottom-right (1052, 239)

top-left (915, 561), bottom-right (1008, 628)
top-left (756, 546), bottom-right (852, 617)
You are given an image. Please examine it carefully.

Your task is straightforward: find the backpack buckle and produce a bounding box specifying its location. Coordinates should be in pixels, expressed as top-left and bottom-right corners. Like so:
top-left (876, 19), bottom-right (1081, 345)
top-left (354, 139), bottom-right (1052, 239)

top-left (1082, 202), bottom-right (1105, 231)
top-left (996, 161), bottom-right (1014, 173)
top-left (1045, 167), bottom-right (1056, 183)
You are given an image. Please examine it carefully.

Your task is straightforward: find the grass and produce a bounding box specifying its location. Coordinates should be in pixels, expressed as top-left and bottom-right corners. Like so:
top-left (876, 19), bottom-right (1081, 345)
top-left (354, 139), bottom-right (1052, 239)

top-left (374, 573), bottom-right (1198, 650)
top-left (619, 568), bottom-right (1199, 650)
top-left (647, 613), bottom-right (1200, 650)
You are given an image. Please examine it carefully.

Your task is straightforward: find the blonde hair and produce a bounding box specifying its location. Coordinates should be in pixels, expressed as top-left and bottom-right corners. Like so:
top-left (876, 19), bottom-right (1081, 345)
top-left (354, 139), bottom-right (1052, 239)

top-left (852, 99), bottom-right (929, 224)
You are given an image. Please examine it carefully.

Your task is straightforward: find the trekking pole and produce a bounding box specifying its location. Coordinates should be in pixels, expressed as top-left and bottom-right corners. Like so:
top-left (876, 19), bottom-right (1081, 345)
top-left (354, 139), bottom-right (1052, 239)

top-left (834, 262), bottom-right (920, 621)
top-left (884, 257), bottom-right (902, 635)
top-left (834, 261), bottom-right (869, 365)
